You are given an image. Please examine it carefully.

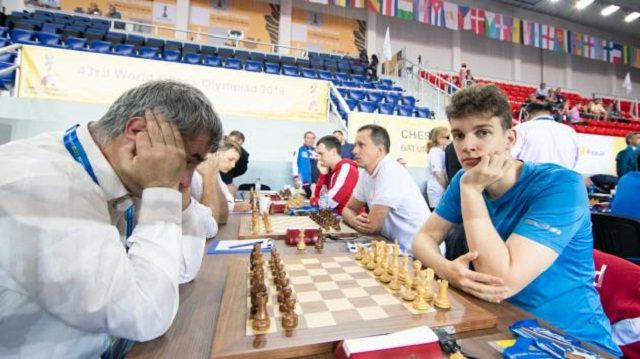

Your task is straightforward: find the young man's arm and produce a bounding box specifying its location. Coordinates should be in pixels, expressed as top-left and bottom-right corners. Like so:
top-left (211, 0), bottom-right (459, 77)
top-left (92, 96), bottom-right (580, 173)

top-left (327, 163), bottom-right (358, 210)
top-left (342, 196), bottom-right (389, 234)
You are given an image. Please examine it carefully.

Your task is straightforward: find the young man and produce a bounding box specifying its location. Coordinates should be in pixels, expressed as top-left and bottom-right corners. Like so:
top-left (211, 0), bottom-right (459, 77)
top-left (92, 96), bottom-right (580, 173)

top-left (220, 130), bottom-right (250, 186)
top-left (333, 129), bottom-right (355, 160)
top-left (411, 84), bottom-right (621, 356)
top-left (0, 80), bottom-right (224, 358)
top-left (310, 135), bottom-right (359, 215)
top-left (342, 125), bottom-right (430, 251)
top-left (292, 131), bottom-right (319, 198)
top-left (615, 132), bottom-right (639, 178)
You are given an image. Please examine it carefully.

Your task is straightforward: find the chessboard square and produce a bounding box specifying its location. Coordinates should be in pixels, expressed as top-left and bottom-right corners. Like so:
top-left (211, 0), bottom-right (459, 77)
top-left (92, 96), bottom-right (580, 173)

top-left (356, 306), bottom-right (389, 321)
top-left (349, 296), bottom-right (377, 307)
top-left (337, 280), bottom-right (360, 289)
top-left (300, 258), bottom-right (320, 264)
top-left (341, 287), bottom-right (368, 298)
top-left (325, 267), bottom-right (346, 274)
top-left (356, 278), bottom-right (379, 287)
top-left (321, 262), bottom-right (341, 269)
top-left (297, 291), bottom-right (323, 303)
top-left (307, 268), bottom-right (329, 276)
top-left (343, 266), bottom-right (364, 274)
top-left (286, 264), bottom-right (306, 271)
top-left (314, 281), bottom-right (339, 291)
top-left (330, 273), bottom-right (353, 282)
top-left (246, 317), bottom-right (278, 336)
top-left (294, 283), bottom-right (317, 293)
top-left (332, 309), bottom-right (361, 325)
top-left (325, 298), bottom-right (355, 311)
top-left (311, 274), bottom-right (332, 282)
top-left (334, 256), bottom-right (352, 262)
top-left (385, 303), bottom-right (410, 317)
top-left (304, 263), bottom-right (323, 270)
top-left (320, 289), bottom-right (345, 300)
top-left (364, 285), bottom-right (389, 295)
top-left (371, 293), bottom-right (400, 306)
top-left (288, 270), bottom-right (307, 278)
top-left (300, 301), bottom-right (327, 313)
top-left (290, 276), bottom-right (312, 285)
top-left (304, 311), bottom-right (337, 328)
top-left (350, 271), bottom-right (371, 280)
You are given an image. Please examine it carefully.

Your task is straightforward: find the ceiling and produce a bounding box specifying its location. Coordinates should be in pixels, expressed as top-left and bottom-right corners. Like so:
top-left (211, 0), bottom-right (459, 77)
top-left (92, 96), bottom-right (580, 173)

top-left (493, 0), bottom-right (640, 45)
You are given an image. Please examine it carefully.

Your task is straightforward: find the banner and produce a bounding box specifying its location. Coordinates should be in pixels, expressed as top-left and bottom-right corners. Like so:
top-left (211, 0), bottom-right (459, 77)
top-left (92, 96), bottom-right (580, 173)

top-left (347, 112), bottom-right (449, 167)
top-left (290, 7), bottom-right (364, 56)
top-left (17, 45), bottom-right (329, 122)
top-left (575, 134), bottom-right (626, 175)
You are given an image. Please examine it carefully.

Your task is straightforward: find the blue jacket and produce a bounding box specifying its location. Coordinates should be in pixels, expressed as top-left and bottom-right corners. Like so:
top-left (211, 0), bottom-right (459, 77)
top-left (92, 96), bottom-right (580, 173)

top-left (292, 145), bottom-right (317, 185)
top-left (616, 146), bottom-right (637, 178)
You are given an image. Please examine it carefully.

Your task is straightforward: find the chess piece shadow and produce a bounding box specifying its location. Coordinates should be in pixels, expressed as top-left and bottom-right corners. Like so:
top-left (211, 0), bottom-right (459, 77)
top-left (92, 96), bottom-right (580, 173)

top-left (252, 334), bottom-right (267, 349)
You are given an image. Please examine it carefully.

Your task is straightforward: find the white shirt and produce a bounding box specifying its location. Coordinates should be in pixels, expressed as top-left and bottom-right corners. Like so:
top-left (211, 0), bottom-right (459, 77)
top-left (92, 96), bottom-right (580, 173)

top-left (0, 125), bottom-right (206, 358)
top-left (352, 155), bottom-right (431, 250)
top-left (511, 116), bottom-right (579, 169)
top-left (190, 171), bottom-right (222, 237)
top-left (426, 147), bottom-right (446, 208)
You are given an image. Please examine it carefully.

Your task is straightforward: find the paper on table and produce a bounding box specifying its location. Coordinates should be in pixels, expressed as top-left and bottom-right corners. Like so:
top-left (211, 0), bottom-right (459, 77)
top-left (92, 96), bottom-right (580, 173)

top-left (207, 238), bottom-right (274, 254)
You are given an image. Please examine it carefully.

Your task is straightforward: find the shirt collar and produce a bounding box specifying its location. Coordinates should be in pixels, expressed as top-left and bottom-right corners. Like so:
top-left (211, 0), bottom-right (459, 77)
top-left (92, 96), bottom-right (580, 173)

top-left (371, 154), bottom-right (392, 178)
top-left (531, 115), bottom-right (555, 121)
top-left (76, 124), bottom-right (130, 201)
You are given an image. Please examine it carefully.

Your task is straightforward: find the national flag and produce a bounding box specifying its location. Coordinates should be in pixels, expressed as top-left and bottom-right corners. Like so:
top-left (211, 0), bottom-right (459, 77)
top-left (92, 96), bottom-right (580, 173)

top-left (571, 31), bottom-right (583, 56)
top-left (332, 0), bottom-right (347, 6)
top-left (623, 72), bottom-right (632, 95)
top-left (602, 41), bottom-right (614, 62)
top-left (635, 48), bottom-right (640, 68)
top-left (444, 2), bottom-right (458, 30)
top-left (591, 38), bottom-right (603, 60)
top-left (397, 0), bottom-right (413, 20)
top-left (499, 15), bottom-right (512, 42)
top-left (381, 0), bottom-right (397, 16)
top-left (309, 0), bottom-right (329, 4)
top-left (611, 43), bottom-right (622, 64)
top-left (523, 20), bottom-right (539, 47)
top-left (348, 0), bottom-right (365, 7)
top-left (623, 45), bottom-right (634, 66)
top-left (458, 6), bottom-right (471, 30)
top-left (367, 0), bottom-right (381, 12)
top-left (470, 8), bottom-right (485, 36)
top-left (413, 0), bottom-right (429, 24)
top-left (511, 17), bottom-right (521, 43)
top-left (555, 27), bottom-right (568, 53)
top-left (485, 11), bottom-right (499, 39)
top-left (383, 26), bottom-right (392, 61)
top-left (584, 35), bottom-right (594, 59)
top-left (429, 0), bottom-right (444, 27)
top-left (541, 24), bottom-right (555, 50)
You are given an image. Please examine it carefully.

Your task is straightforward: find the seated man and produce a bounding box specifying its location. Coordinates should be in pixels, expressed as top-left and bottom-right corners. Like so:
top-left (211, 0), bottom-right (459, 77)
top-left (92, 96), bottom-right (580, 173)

top-left (342, 124), bottom-right (430, 251)
top-left (412, 84), bottom-right (621, 356)
top-left (310, 135), bottom-right (359, 215)
top-left (220, 130), bottom-right (250, 192)
top-left (0, 80), bottom-right (224, 358)
top-left (610, 171), bottom-right (640, 220)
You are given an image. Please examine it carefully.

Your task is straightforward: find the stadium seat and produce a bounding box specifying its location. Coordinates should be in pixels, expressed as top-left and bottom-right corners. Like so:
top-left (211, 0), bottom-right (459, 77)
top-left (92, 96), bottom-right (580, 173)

top-left (368, 91), bottom-right (384, 103)
top-left (335, 72), bottom-right (350, 81)
top-left (245, 60), bottom-right (262, 72)
top-left (201, 45), bottom-right (217, 57)
top-left (37, 32), bottom-right (64, 47)
top-left (348, 89), bottom-right (366, 101)
top-left (88, 40), bottom-right (112, 53)
top-left (384, 92), bottom-right (400, 105)
top-left (397, 105), bottom-right (415, 117)
top-left (282, 65), bottom-right (299, 77)
top-left (105, 32), bottom-right (126, 46)
top-left (41, 23), bottom-right (63, 34)
top-left (264, 62), bottom-right (280, 74)
top-left (163, 49), bottom-right (181, 62)
top-left (379, 78), bottom-right (393, 87)
top-left (0, 61), bottom-right (16, 89)
top-left (343, 80), bottom-right (358, 88)
top-left (183, 43), bottom-right (200, 55)
top-left (65, 37), bottom-right (87, 50)
top-left (224, 58), bottom-right (242, 70)
top-left (203, 55), bottom-right (222, 67)
top-left (183, 53), bottom-right (202, 64)
top-left (358, 101), bottom-right (378, 113)
top-left (114, 44), bottom-right (135, 56)
top-left (9, 29), bottom-right (37, 44)
top-left (401, 96), bottom-right (416, 107)
top-left (378, 103), bottom-right (395, 115)
top-left (137, 46), bottom-right (159, 59)
top-left (318, 70), bottom-right (333, 80)
top-left (415, 106), bottom-right (432, 118)
top-left (0, 52), bottom-right (16, 63)
top-left (345, 98), bottom-right (358, 111)
top-left (301, 68), bottom-right (317, 79)
top-left (337, 88), bottom-right (349, 98)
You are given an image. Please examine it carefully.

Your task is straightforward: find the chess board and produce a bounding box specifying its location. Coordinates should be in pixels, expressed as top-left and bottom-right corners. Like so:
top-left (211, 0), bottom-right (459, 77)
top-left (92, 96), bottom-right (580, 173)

top-left (238, 214), bottom-right (358, 240)
top-left (212, 254), bottom-right (498, 359)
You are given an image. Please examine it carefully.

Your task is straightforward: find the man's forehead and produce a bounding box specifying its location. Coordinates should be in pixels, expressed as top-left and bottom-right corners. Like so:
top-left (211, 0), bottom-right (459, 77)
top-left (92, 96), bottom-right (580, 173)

top-left (450, 116), bottom-right (500, 131)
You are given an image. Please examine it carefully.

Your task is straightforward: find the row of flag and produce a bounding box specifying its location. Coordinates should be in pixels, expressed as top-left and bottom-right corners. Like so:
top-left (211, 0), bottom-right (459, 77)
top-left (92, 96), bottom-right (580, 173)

top-left (305, 0), bottom-right (640, 69)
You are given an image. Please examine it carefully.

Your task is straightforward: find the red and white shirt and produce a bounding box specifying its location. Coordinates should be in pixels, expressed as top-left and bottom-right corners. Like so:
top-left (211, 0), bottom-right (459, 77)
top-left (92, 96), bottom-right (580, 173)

top-left (313, 159), bottom-right (359, 215)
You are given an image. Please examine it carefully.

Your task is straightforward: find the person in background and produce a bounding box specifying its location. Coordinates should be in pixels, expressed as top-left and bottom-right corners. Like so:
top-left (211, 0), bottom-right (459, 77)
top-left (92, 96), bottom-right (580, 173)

top-left (368, 54), bottom-right (379, 82)
top-left (292, 131), bottom-right (319, 198)
top-left (444, 142), bottom-right (462, 181)
top-left (310, 136), bottom-right (359, 215)
top-left (220, 130), bottom-right (250, 195)
top-left (87, 2), bottom-right (102, 16)
top-left (535, 82), bottom-right (549, 99)
top-left (106, 4), bottom-right (121, 19)
top-left (610, 171), bottom-right (640, 220)
top-left (0, 80), bottom-right (224, 358)
top-left (585, 174), bottom-right (618, 194)
top-left (412, 84), bottom-right (621, 356)
top-left (569, 101), bottom-right (582, 124)
top-left (457, 62), bottom-right (468, 89)
top-left (333, 129), bottom-right (355, 160)
top-left (425, 126), bottom-right (450, 211)
top-left (615, 132), bottom-right (639, 178)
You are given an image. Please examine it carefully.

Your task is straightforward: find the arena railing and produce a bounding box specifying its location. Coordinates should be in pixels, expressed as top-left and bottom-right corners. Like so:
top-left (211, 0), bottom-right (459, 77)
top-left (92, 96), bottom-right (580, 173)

top-left (0, 43), bottom-right (22, 97)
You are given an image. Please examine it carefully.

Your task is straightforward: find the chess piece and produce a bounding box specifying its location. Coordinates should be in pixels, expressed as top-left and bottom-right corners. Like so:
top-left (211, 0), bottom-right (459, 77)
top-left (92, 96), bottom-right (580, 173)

top-left (355, 243), bottom-right (363, 261)
top-left (360, 246), bottom-right (370, 265)
top-left (390, 241), bottom-right (399, 275)
top-left (398, 252), bottom-right (409, 283)
top-left (278, 286), bottom-right (292, 312)
top-left (366, 248), bottom-right (376, 270)
top-left (315, 234), bottom-right (324, 250)
top-left (379, 261), bottom-right (391, 283)
top-left (389, 267), bottom-right (401, 291)
top-left (434, 279), bottom-right (452, 309)
top-left (262, 212), bottom-right (273, 233)
top-left (252, 292), bottom-right (271, 331)
top-left (412, 285), bottom-right (431, 311)
top-left (296, 230), bottom-right (306, 251)
top-left (373, 253), bottom-right (384, 277)
top-left (402, 282), bottom-right (416, 301)
top-left (281, 297), bottom-right (298, 329)
top-left (423, 268), bottom-right (435, 302)
top-left (412, 260), bottom-right (422, 289)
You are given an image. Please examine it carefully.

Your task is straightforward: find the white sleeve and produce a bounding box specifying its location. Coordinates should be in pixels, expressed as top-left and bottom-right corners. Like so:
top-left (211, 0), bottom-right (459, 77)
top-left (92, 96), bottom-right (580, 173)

top-left (429, 148), bottom-right (446, 173)
top-left (292, 146), bottom-right (300, 178)
top-left (178, 199), bottom-right (208, 283)
top-left (218, 172), bottom-right (235, 212)
top-left (351, 170), bottom-right (366, 203)
top-left (511, 126), bottom-right (524, 160)
top-left (190, 171), bottom-right (203, 202)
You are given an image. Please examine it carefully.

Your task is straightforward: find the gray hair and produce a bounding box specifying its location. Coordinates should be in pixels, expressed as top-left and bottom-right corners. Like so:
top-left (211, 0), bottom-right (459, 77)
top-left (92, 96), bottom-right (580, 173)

top-left (93, 80), bottom-right (223, 152)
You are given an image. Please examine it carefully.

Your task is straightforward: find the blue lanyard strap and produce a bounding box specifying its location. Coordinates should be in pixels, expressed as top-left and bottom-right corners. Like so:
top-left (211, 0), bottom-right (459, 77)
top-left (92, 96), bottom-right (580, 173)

top-left (125, 205), bottom-right (134, 238)
top-left (63, 125), bottom-right (100, 185)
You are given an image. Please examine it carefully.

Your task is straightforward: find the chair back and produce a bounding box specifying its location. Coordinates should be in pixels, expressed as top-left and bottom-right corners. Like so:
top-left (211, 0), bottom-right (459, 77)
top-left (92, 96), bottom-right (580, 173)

top-left (591, 212), bottom-right (640, 264)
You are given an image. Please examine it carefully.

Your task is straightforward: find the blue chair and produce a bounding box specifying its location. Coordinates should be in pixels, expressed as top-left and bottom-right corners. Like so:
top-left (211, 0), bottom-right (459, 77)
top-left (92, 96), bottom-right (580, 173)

top-left (0, 52), bottom-right (16, 63)
top-left (330, 79), bottom-right (343, 86)
top-left (137, 46), bottom-right (158, 59)
top-left (351, 74), bottom-right (364, 83)
top-left (162, 49), bottom-right (181, 62)
top-left (41, 23), bottom-right (63, 34)
top-left (335, 72), bottom-right (350, 81)
top-left (380, 78), bottom-right (393, 87)
top-left (337, 88), bottom-right (349, 98)
top-left (342, 80), bottom-right (358, 88)
top-left (415, 106), bottom-right (432, 118)
top-left (204, 55), bottom-right (222, 67)
top-left (112, 44), bottom-right (134, 56)
top-left (348, 89), bottom-right (365, 101)
top-left (392, 86), bottom-right (404, 92)
top-left (345, 98), bottom-right (358, 111)
top-left (385, 92), bottom-right (400, 105)
top-left (375, 84), bottom-right (391, 91)
top-left (401, 95), bottom-right (416, 107)
top-left (37, 32), bottom-right (64, 47)
top-left (0, 27), bottom-right (7, 38)
top-left (264, 62), bottom-right (280, 74)
top-left (358, 101), bottom-right (378, 113)
top-left (65, 37), bottom-right (87, 50)
top-left (360, 82), bottom-right (374, 89)
top-left (318, 70), bottom-right (333, 80)
top-left (224, 58), bottom-right (242, 70)
top-left (378, 103), bottom-right (395, 115)
top-left (183, 53), bottom-right (202, 64)
top-left (245, 60), bottom-right (262, 72)
top-left (9, 29), bottom-right (37, 44)
top-left (282, 65), bottom-right (299, 77)
top-left (0, 61), bottom-right (17, 89)
top-left (301, 68), bottom-right (317, 79)
top-left (397, 105), bottom-right (415, 117)
top-left (89, 40), bottom-right (112, 53)
top-left (368, 91), bottom-right (384, 103)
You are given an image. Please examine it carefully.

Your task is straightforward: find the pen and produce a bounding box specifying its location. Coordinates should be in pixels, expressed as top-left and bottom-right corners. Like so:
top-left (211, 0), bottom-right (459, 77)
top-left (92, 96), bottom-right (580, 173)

top-left (228, 240), bottom-right (269, 249)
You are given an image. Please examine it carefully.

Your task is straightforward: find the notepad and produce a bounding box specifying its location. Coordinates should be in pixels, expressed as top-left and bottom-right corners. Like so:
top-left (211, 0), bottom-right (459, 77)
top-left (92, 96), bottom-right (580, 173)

top-left (207, 238), bottom-right (274, 254)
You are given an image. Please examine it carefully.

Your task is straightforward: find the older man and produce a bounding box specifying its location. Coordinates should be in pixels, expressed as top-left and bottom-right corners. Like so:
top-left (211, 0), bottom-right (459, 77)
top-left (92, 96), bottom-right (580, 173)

top-left (342, 124), bottom-right (430, 251)
top-left (0, 80), bottom-right (223, 358)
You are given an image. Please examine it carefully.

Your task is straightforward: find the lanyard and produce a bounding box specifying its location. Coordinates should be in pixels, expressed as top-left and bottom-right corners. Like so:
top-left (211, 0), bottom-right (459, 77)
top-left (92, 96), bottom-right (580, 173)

top-left (64, 125), bottom-right (135, 238)
top-left (532, 116), bottom-right (555, 121)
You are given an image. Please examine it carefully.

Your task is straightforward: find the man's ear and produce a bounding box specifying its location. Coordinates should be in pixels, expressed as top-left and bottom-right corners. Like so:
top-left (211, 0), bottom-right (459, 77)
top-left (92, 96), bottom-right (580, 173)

top-left (505, 128), bottom-right (517, 150)
top-left (123, 117), bottom-right (146, 141)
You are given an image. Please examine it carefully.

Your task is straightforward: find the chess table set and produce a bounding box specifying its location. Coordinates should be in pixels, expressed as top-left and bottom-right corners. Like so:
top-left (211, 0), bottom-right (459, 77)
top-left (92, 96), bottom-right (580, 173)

top-left (211, 241), bottom-right (498, 359)
top-left (238, 210), bottom-right (358, 240)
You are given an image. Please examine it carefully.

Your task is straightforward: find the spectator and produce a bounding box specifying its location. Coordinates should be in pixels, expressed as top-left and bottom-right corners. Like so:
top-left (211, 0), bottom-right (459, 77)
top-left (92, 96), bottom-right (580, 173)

top-left (368, 54), bottom-right (379, 82)
top-left (569, 101), bottom-right (582, 124)
top-left (87, 2), bottom-right (102, 16)
top-left (615, 132), bottom-right (639, 178)
top-left (547, 89), bottom-right (558, 105)
top-left (589, 98), bottom-right (606, 120)
top-left (457, 62), bottom-right (468, 88)
top-left (292, 131), bottom-right (319, 198)
top-left (535, 82), bottom-right (549, 99)
top-left (359, 49), bottom-right (369, 68)
top-left (311, 135), bottom-right (359, 215)
top-left (106, 4), bottom-right (121, 19)
top-left (555, 87), bottom-right (565, 105)
top-left (333, 129), bottom-right (355, 160)
top-left (464, 69), bottom-right (475, 87)
top-left (425, 126), bottom-right (450, 210)
top-left (73, 6), bottom-right (84, 13)
top-left (512, 101), bottom-right (579, 169)
top-left (585, 174), bottom-right (618, 194)
top-left (610, 171), bottom-right (640, 220)
top-left (0, 80), bottom-right (224, 358)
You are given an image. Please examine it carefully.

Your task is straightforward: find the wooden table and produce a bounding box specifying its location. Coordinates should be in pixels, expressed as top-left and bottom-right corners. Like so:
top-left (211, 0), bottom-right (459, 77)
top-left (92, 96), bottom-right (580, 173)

top-left (128, 215), bottom-right (614, 359)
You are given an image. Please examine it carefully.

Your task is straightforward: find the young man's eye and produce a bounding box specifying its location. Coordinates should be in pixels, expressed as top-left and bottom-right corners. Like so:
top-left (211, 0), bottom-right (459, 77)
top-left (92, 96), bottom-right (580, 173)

top-left (477, 130), bottom-right (489, 137)
top-left (452, 133), bottom-right (463, 140)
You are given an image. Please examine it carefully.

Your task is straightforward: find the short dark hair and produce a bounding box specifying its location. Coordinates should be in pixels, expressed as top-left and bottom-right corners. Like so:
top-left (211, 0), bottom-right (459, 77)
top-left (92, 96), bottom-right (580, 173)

top-left (445, 84), bottom-right (512, 130)
top-left (357, 124), bottom-right (390, 153)
top-left (625, 132), bottom-right (637, 145)
top-left (228, 130), bottom-right (245, 142)
top-left (525, 101), bottom-right (554, 116)
top-left (317, 135), bottom-right (342, 154)
top-left (333, 130), bottom-right (344, 136)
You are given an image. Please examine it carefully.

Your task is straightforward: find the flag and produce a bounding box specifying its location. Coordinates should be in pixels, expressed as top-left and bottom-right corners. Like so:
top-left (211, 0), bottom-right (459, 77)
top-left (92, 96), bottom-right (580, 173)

top-left (397, 0), bottom-right (413, 20)
top-left (443, 2), bottom-right (458, 30)
top-left (571, 31), bottom-right (583, 56)
top-left (458, 6), bottom-right (471, 30)
top-left (635, 48), bottom-right (640, 68)
top-left (511, 17), bottom-right (521, 43)
top-left (602, 41), bottom-right (614, 62)
top-left (541, 24), bottom-right (555, 50)
top-left (485, 11), bottom-right (496, 39)
top-left (470, 8), bottom-right (485, 36)
top-left (554, 28), bottom-right (567, 53)
top-left (383, 26), bottom-right (392, 61)
top-left (429, 0), bottom-right (444, 27)
top-left (309, 0), bottom-right (329, 4)
top-left (367, 0), bottom-right (381, 12)
top-left (584, 35), bottom-right (594, 59)
top-left (523, 20), bottom-right (539, 47)
top-left (332, 0), bottom-right (347, 6)
top-left (623, 72), bottom-right (632, 95)
top-left (591, 38), bottom-right (603, 61)
top-left (413, 0), bottom-right (429, 24)
top-left (611, 43), bottom-right (622, 64)
top-left (499, 15), bottom-right (512, 42)
top-left (380, 0), bottom-right (397, 16)
top-left (623, 45), bottom-right (634, 66)
top-left (348, 0), bottom-right (365, 7)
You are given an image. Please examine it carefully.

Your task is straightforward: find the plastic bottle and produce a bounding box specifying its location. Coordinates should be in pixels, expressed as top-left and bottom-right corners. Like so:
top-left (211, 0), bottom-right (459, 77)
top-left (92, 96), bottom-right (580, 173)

top-left (589, 183), bottom-right (595, 194)
top-left (319, 185), bottom-right (329, 210)
top-left (255, 177), bottom-right (261, 192)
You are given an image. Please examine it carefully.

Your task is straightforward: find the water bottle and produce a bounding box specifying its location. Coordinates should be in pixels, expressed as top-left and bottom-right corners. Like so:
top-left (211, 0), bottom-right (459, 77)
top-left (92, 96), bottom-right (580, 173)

top-left (319, 185), bottom-right (329, 210)
top-left (255, 177), bottom-right (261, 192)
top-left (588, 183), bottom-right (595, 194)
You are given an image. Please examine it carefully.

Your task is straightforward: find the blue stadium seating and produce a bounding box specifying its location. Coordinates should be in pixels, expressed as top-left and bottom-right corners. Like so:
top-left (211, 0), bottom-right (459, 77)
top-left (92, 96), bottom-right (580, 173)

top-left (183, 53), bottom-right (202, 64)
top-left (264, 62), bottom-right (280, 74)
top-left (201, 45), bottom-right (217, 57)
top-left (348, 89), bottom-right (365, 101)
top-left (37, 32), bottom-right (64, 47)
top-left (345, 98), bottom-right (358, 111)
top-left (163, 49), bottom-right (181, 61)
top-left (337, 88), bottom-right (349, 98)
top-left (114, 44), bottom-right (135, 56)
top-left (0, 53), bottom-right (16, 63)
top-left (358, 101), bottom-right (378, 113)
top-left (367, 91), bottom-right (384, 102)
top-left (89, 40), bottom-right (112, 53)
top-left (318, 70), bottom-right (333, 80)
top-left (204, 55), bottom-right (222, 67)
top-left (401, 95), bottom-right (416, 107)
top-left (65, 37), bottom-right (87, 50)
top-left (378, 103), bottom-right (395, 115)
top-left (10, 29), bottom-right (37, 44)
top-left (342, 80), bottom-right (358, 88)
top-left (301, 68), bottom-right (317, 79)
top-left (384, 92), bottom-right (400, 105)
top-left (397, 104), bottom-right (415, 117)
top-left (282, 65), bottom-right (299, 77)
top-left (224, 58), bottom-right (242, 70)
top-left (415, 106), bottom-right (432, 118)
top-left (245, 60), bottom-right (262, 72)
top-left (335, 72), bottom-right (350, 81)
top-left (137, 46), bottom-right (159, 59)
top-left (0, 61), bottom-right (16, 89)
